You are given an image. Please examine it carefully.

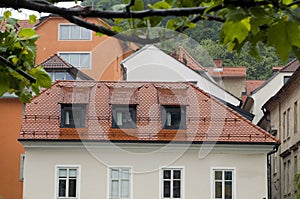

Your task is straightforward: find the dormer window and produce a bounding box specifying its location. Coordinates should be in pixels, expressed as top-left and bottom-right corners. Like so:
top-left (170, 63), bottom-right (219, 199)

top-left (61, 104), bottom-right (86, 128)
top-left (112, 105), bottom-right (136, 129)
top-left (162, 106), bottom-right (186, 130)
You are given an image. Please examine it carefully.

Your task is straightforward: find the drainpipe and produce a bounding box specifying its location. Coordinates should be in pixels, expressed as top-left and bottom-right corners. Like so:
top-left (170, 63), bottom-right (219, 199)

top-left (267, 144), bottom-right (280, 199)
top-left (120, 63), bottom-right (127, 80)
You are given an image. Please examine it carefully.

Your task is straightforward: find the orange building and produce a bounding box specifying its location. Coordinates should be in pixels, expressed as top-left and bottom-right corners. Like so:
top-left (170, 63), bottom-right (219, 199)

top-left (35, 15), bottom-right (137, 81)
top-left (0, 96), bottom-right (24, 199)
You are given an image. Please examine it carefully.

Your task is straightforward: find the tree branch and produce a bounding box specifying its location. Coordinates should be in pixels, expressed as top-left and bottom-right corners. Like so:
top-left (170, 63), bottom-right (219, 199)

top-left (0, 55), bottom-right (36, 83)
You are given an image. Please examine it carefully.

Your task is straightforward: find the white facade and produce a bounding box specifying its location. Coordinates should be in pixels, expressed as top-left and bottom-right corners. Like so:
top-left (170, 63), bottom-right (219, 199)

top-left (121, 45), bottom-right (241, 107)
top-left (22, 142), bottom-right (271, 199)
top-left (244, 72), bottom-right (294, 124)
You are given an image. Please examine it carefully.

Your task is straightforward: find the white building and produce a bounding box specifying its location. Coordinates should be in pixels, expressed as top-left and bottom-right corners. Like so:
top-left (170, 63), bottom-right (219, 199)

top-left (20, 81), bottom-right (279, 199)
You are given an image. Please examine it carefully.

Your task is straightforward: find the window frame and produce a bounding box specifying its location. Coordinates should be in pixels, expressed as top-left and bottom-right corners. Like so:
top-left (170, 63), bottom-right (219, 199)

top-left (107, 166), bottom-right (133, 199)
top-left (58, 24), bottom-right (92, 41)
top-left (160, 166), bottom-right (184, 199)
top-left (55, 165), bottom-right (81, 199)
top-left (211, 167), bottom-right (236, 199)
top-left (161, 105), bottom-right (186, 130)
top-left (60, 104), bottom-right (86, 128)
top-left (111, 105), bottom-right (137, 129)
top-left (58, 52), bottom-right (92, 69)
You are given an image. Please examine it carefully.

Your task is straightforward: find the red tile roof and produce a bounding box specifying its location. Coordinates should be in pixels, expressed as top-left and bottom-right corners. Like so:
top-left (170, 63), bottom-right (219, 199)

top-left (245, 80), bottom-right (266, 96)
top-left (37, 54), bottom-right (73, 69)
top-left (19, 81), bottom-right (279, 144)
top-left (207, 67), bottom-right (246, 78)
top-left (177, 47), bottom-right (206, 71)
top-left (280, 59), bottom-right (299, 72)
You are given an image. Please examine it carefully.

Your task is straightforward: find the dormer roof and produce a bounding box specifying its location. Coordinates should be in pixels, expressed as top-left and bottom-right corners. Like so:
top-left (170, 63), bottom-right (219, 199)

top-left (19, 81), bottom-right (279, 145)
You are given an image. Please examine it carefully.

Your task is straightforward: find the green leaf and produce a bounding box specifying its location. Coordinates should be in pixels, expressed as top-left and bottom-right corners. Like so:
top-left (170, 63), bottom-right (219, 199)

top-left (4, 11), bottom-right (11, 20)
top-left (29, 15), bottom-right (37, 24)
top-left (30, 66), bottom-right (52, 88)
top-left (0, 77), bottom-right (9, 96)
top-left (112, 26), bottom-right (123, 32)
top-left (221, 17), bottom-right (251, 44)
top-left (267, 19), bottom-right (299, 62)
top-left (19, 28), bottom-right (37, 38)
top-left (152, 1), bottom-right (172, 9)
top-left (131, 0), bottom-right (144, 11)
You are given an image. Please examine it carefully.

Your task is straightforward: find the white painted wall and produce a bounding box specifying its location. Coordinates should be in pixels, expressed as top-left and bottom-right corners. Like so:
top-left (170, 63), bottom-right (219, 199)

top-left (250, 72), bottom-right (294, 124)
top-left (122, 45), bottom-right (241, 106)
top-left (22, 142), bottom-right (270, 199)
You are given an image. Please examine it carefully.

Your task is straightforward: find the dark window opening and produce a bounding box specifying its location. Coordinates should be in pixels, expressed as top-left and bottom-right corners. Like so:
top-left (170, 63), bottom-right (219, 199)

top-left (162, 106), bottom-right (186, 130)
top-left (112, 105), bottom-right (136, 129)
top-left (61, 104), bottom-right (86, 128)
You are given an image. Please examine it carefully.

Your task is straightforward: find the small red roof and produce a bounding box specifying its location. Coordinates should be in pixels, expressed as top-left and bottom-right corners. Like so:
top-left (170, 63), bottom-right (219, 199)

top-left (207, 67), bottom-right (246, 78)
top-left (280, 59), bottom-right (299, 72)
top-left (19, 81), bottom-right (278, 145)
top-left (37, 54), bottom-right (73, 69)
top-left (245, 80), bottom-right (266, 96)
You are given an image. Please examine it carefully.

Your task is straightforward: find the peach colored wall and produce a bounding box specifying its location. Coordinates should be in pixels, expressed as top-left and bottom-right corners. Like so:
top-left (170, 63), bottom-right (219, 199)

top-left (35, 16), bottom-right (109, 65)
top-left (0, 98), bottom-right (24, 199)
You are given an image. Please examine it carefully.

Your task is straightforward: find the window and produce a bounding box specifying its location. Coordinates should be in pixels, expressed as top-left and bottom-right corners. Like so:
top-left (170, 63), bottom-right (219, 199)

top-left (295, 101), bottom-right (298, 134)
top-left (56, 167), bottom-right (79, 199)
top-left (284, 76), bottom-right (291, 84)
top-left (59, 52), bottom-right (91, 68)
top-left (112, 105), bottom-right (136, 129)
top-left (161, 106), bottom-right (186, 130)
top-left (273, 152), bottom-right (277, 175)
top-left (287, 108), bottom-right (290, 138)
top-left (212, 169), bottom-right (234, 199)
top-left (47, 71), bottom-right (74, 82)
top-left (162, 168), bottom-right (183, 199)
top-left (283, 111), bottom-right (286, 140)
top-left (20, 154), bottom-right (25, 181)
top-left (109, 168), bottom-right (131, 199)
top-left (61, 104), bottom-right (86, 128)
top-left (59, 24), bottom-right (91, 40)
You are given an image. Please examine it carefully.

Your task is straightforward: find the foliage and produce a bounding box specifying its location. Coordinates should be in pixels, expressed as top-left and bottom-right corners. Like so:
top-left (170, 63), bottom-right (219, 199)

top-left (295, 173), bottom-right (300, 198)
top-left (0, 11), bottom-right (51, 102)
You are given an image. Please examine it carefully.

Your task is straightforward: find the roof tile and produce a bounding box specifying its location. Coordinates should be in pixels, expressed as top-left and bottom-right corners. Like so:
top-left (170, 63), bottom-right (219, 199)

top-left (20, 81), bottom-right (279, 144)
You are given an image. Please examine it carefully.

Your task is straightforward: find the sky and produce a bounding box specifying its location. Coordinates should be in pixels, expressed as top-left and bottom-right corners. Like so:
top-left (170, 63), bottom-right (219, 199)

top-left (0, 2), bottom-right (81, 20)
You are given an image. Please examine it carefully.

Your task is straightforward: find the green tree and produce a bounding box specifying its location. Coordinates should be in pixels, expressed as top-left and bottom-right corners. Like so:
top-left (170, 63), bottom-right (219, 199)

top-left (0, 12), bottom-right (51, 102)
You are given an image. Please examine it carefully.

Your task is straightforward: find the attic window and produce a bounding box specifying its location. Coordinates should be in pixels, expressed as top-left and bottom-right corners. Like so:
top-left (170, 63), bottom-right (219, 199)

top-left (61, 104), bottom-right (86, 128)
top-left (112, 105), bottom-right (136, 129)
top-left (162, 105), bottom-right (186, 130)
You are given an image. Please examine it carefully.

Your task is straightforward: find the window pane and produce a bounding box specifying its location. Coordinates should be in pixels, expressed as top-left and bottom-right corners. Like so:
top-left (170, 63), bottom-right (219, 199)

top-left (116, 111), bottom-right (123, 125)
top-left (55, 72), bottom-right (66, 80)
top-left (81, 27), bottom-right (91, 39)
top-left (111, 180), bottom-right (119, 197)
top-left (215, 181), bottom-right (222, 198)
top-left (122, 169), bottom-right (129, 179)
top-left (70, 54), bottom-right (80, 67)
top-left (60, 53), bottom-right (69, 63)
top-left (215, 171), bottom-right (222, 180)
top-left (163, 170), bottom-right (171, 179)
top-left (69, 179), bottom-right (77, 197)
top-left (60, 25), bottom-right (69, 40)
top-left (59, 169), bottom-right (67, 177)
top-left (225, 181), bottom-right (232, 199)
top-left (163, 181), bottom-right (170, 198)
top-left (121, 180), bottom-right (129, 197)
top-left (69, 169), bottom-right (77, 178)
top-left (59, 179), bottom-right (66, 197)
top-left (70, 25), bottom-right (80, 39)
top-left (225, 171), bottom-right (232, 180)
top-left (173, 170), bottom-right (181, 179)
top-left (66, 72), bottom-right (74, 80)
top-left (111, 169), bottom-right (119, 179)
top-left (80, 53), bottom-right (90, 68)
top-left (173, 180), bottom-right (181, 198)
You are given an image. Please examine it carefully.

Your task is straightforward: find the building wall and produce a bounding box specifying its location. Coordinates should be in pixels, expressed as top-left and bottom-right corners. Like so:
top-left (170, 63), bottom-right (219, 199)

top-left (35, 16), bottom-right (135, 81)
top-left (22, 143), bottom-right (269, 199)
top-left (250, 72), bottom-right (294, 124)
top-left (0, 98), bottom-right (24, 199)
top-left (269, 81), bottom-right (300, 199)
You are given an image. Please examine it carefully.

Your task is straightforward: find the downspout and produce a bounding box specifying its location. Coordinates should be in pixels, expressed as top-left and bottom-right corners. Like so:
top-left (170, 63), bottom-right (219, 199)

top-left (120, 63), bottom-right (127, 80)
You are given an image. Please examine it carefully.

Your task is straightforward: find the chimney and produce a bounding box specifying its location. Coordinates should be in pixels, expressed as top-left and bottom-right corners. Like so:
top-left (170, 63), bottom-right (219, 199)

top-left (214, 59), bottom-right (223, 68)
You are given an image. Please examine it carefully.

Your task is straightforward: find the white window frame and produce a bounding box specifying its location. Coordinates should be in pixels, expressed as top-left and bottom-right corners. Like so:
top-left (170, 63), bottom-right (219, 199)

top-left (55, 165), bottom-right (81, 199)
top-left (58, 52), bottom-right (92, 69)
top-left (58, 23), bottom-right (92, 41)
top-left (107, 166), bottom-right (133, 199)
top-left (211, 167), bottom-right (236, 199)
top-left (159, 166), bottom-right (185, 199)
